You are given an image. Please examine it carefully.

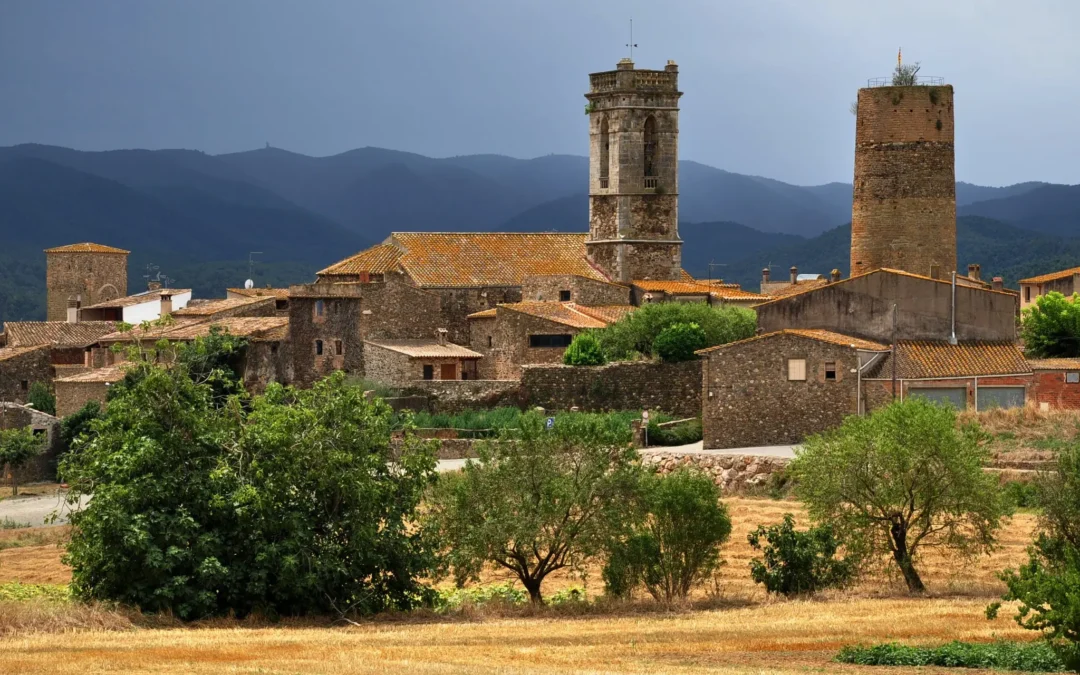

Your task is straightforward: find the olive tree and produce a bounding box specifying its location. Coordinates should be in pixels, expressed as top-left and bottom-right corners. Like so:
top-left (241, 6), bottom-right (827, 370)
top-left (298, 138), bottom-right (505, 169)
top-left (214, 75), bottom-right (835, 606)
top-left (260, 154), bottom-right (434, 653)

top-left (0, 427), bottom-right (45, 496)
top-left (792, 398), bottom-right (1010, 592)
top-left (430, 412), bottom-right (640, 604)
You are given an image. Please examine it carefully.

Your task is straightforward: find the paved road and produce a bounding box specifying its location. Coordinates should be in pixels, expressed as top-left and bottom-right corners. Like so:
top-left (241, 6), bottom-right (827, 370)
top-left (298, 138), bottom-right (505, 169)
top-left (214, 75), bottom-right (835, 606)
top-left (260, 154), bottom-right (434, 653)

top-left (0, 493), bottom-right (87, 528)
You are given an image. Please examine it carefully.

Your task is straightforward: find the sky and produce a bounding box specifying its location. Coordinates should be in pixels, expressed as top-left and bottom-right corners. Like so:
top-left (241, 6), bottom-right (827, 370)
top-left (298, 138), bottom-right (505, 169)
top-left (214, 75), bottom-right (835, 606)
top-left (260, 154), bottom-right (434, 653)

top-left (1, 0), bottom-right (1077, 186)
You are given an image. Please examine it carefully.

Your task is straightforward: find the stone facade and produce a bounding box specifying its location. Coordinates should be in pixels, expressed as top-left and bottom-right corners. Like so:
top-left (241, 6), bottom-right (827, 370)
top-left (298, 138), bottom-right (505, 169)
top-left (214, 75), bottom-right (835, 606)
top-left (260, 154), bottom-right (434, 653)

top-left (755, 269), bottom-right (1017, 344)
top-left (520, 360), bottom-right (701, 418)
top-left (54, 379), bottom-right (110, 418)
top-left (46, 248), bottom-right (128, 322)
top-left (0, 403), bottom-right (61, 485)
top-left (242, 340), bottom-right (292, 393)
top-left (520, 275), bottom-right (630, 305)
top-left (364, 342), bottom-right (479, 387)
top-left (642, 451), bottom-right (790, 495)
top-left (0, 346), bottom-right (52, 405)
top-left (851, 85), bottom-right (956, 278)
top-left (468, 315), bottom-right (499, 380)
top-left (701, 333), bottom-right (865, 449)
top-left (586, 59), bottom-right (683, 283)
top-left (491, 308), bottom-right (583, 380)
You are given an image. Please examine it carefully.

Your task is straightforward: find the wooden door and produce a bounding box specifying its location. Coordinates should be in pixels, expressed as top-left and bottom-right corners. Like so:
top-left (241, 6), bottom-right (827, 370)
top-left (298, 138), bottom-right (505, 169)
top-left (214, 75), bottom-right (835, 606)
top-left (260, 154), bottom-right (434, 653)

top-left (440, 363), bottom-right (457, 380)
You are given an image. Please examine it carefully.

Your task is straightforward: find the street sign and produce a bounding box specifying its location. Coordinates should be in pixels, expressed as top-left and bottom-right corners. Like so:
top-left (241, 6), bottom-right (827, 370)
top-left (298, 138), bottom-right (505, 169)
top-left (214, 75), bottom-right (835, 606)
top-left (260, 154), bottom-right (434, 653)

top-left (545, 417), bottom-right (555, 430)
top-left (641, 410), bottom-right (650, 422)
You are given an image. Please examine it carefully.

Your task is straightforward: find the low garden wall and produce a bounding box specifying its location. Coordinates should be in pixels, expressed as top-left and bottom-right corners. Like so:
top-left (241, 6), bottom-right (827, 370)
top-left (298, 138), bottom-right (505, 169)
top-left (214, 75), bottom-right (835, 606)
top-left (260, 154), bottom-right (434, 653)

top-left (520, 360), bottom-right (702, 418)
top-left (641, 451), bottom-right (790, 495)
top-left (407, 380), bottom-right (522, 413)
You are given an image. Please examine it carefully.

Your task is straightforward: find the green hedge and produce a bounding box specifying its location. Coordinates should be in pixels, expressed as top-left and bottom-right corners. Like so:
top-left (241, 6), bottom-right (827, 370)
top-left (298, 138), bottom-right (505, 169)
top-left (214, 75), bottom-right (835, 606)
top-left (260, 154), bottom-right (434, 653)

top-left (835, 641), bottom-right (1065, 671)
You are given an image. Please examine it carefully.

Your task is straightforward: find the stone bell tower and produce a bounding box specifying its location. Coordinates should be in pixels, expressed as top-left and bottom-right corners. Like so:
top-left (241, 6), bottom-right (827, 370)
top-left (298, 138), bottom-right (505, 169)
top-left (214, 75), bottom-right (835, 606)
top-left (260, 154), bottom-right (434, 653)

top-left (585, 59), bottom-right (683, 283)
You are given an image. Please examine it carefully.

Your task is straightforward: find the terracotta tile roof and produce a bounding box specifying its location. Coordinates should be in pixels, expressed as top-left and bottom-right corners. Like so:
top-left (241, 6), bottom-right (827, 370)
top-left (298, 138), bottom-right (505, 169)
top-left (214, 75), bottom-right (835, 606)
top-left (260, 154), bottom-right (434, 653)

top-left (679, 270), bottom-right (696, 282)
top-left (754, 268), bottom-right (1015, 308)
top-left (863, 341), bottom-right (1031, 379)
top-left (466, 308), bottom-right (498, 320)
top-left (55, 366), bottom-right (128, 384)
top-left (762, 279), bottom-right (829, 300)
top-left (171, 296), bottom-right (273, 317)
top-left (572, 304), bottom-right (636, 324)
top-left (1026, 358), bottom-right (1080, 370)
top-left (82, 288), bottom-right (191, 310)
top-left (364, 340), bottom-right (482, 359)
top-left (0, 345), bottom-right (50, 362)
top-left (99, 317), bottom-right (288, 343)
top-left (499, 302), bottom-right (609, 329)
top-left (709, 287), bottom-right (772, 302)
top-left (44, 242), bottom-right (129, 254)
top-left (697, 329), bottom-right (890, 355)
top-left (226, 287), bottom-right (290, 299)
top-left (317, 244), bottom-right (404, 277)
top-left (1019, 267), bottom-right (1080, 285)
top-left (632, 280), bottom-right (770, 303)
top-left (2, 321), bottom-right (118, 348)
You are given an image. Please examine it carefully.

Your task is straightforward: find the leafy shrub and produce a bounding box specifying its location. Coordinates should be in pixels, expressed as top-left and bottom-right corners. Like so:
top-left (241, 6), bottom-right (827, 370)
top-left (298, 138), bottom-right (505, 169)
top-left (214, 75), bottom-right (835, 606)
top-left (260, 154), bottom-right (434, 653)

top-left (595, 302), bottom-right (755, 361)
top-left (548, 586), bottom-right (588, 606)
top-left (653, 322), bottom-right (707, 362)
top-left (434, 582), bottom-right (528, 612)
top-left (0, 583), bottom-right (71, 604)
top-left (59, 401), bottom-right (101, 455)
top-left (27, 382), bottom-right (55, 416)
top-left (747, 514), bottom-right (856, 596)
top-left (1003, 480), bottom-right (1041, 509)
top-left (409, 407), bottom-right (524, 433)
top-left (563, 331), bottom-right (607, 366)
top-left (646, 419), bottom-right (703, 446)
top-left (1022, 291), bottom-right (1080, 358)
top-left (603, 468), bottom-right (731, 602)
top-left (0, 427), bottom-right (45, 496)
top-left (835, 641), bottom-right (1065, 671)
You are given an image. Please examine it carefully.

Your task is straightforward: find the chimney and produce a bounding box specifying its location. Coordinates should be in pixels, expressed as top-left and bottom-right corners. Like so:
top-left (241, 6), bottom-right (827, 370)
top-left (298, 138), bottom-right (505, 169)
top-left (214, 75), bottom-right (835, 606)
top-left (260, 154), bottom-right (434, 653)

top-left (160, 292), bottom-right (173, 317)
top-left (790, 266), bottom-right (798, 284)
top-left (148, 280), bottom-right (162, 291)
top-left (830, 269), bottom-right (841, 283)
top-left (66, 295), bottom-right (80, 324)
top-left (967, 263), bottom-right (981, 281)
top-left (435, 328), bottom-right (448, 346)
top-left (761, 267), bottom-right (770, 284)
top-left (992, 276), bottom-right (1004, 292)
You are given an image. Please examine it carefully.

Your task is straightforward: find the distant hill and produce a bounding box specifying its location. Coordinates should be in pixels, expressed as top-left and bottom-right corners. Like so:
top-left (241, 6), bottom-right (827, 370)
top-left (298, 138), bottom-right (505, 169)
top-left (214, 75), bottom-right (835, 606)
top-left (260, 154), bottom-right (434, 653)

top-left (959, 184), bottom-right (1080, 238)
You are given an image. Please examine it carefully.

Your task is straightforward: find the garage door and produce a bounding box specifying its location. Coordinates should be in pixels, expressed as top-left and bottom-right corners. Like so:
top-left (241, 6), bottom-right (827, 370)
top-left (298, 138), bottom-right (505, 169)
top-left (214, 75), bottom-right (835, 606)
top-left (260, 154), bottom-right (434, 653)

top-left (977, 387), bottom-right (1025, 411)
top-left (910, 388), bottom-right (967, 409)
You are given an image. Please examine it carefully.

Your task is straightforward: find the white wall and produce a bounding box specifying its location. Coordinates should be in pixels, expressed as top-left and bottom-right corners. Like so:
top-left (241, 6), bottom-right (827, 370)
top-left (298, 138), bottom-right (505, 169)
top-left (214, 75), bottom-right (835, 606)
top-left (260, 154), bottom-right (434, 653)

top-left (120, 291), bottom-right (192, 324)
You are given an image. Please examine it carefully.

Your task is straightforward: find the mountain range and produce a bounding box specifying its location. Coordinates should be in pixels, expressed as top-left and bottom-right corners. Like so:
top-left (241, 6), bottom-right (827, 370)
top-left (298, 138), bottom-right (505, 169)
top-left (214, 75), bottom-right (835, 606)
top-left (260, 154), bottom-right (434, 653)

top-left (1, 142), bottom-right (1078, 323)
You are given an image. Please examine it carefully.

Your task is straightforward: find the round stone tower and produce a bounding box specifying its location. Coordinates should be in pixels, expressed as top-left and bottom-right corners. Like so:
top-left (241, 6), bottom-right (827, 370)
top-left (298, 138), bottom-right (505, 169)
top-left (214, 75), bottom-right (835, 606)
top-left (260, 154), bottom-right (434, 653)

top-left (585, 59), bottom-right (683, 283)
top-left (45, 242), bottom-right (129, 321)
top-left (850, 82), bottom-right (956, 279)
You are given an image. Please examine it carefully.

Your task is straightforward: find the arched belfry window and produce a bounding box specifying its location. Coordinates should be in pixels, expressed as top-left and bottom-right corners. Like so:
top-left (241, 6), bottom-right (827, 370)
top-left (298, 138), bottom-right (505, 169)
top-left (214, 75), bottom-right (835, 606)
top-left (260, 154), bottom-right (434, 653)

top-left (599, 117), bottom-right (610, 185)
top-left (643, 116), bottom-right (657, 178)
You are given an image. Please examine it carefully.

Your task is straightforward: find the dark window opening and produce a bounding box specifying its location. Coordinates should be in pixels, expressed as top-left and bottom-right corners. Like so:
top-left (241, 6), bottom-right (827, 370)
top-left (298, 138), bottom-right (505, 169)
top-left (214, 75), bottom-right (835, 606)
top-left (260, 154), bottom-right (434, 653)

top-left (315, 340), bottom-right (323, 356)
top-left (32, 428), bottom-right (45, 438)
top-left (275, 299), bottom-right (288, 310)
top-left (335, 340), bottom-right (343, 356)
top-left (270, 344), bottom-right (278, 355)
top-left (599, 117), bottom-right (610, 182)
top-left (423, 365), bottom-right (434, 380)
top-left (530, 334), bottom-right (573, 348)
top-left (487, 336), bottom-right (493, 348)
top-left (20, 380), bottom-right (28, 391)
top-left (824, 362), bottom-right (837, 380)
top-left (1024, 287), bottom-right (1031, 302)
top-left (643, 115), bottom-right (657, 177)
top-left (314, 300), bottom-right (325, 317)
top-left (462, 372), bottom-right (469, 380)
top-left (559, 290), bottom-right (572, 302)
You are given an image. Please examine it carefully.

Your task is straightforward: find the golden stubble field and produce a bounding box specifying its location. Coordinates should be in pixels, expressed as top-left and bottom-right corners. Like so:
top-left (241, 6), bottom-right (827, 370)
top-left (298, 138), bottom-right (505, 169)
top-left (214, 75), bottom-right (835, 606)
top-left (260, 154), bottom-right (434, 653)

top-left (0, 498), bottom-right (1043, 674)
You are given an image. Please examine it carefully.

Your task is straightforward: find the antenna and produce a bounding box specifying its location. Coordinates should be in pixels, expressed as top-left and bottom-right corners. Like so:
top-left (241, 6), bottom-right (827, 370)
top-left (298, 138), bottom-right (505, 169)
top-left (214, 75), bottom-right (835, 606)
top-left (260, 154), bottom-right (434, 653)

top-left (706, 261), bottom-right (727, 286)
top-left (626, 18), bottom-right (637, 61)
top-left (248, 252), bottom-right (263, 282)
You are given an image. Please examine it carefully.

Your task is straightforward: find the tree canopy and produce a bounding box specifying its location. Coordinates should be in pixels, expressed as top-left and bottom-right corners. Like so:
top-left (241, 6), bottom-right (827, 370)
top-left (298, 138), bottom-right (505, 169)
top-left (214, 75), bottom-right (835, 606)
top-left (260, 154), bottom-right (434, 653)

top-left (1021, 291), bottom-right (1080, 358)
top-left (0, 427), bottom-right (45, 496)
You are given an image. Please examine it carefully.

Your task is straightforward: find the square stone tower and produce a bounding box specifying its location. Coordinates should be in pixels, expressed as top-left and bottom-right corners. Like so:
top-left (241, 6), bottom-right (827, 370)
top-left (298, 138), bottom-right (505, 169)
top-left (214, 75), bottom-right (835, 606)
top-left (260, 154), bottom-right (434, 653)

top-left (585, 59), bottom-right (683, 283)
top-left (45, 243), bottom-right (129, 321)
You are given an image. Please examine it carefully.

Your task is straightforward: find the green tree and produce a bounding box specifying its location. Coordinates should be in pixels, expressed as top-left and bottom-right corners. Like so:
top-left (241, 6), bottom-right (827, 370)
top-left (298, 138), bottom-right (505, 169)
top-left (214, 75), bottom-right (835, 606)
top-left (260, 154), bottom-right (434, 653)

top-left (1022, 291), bottom-right (1080, 358)
top-left (26, 381), bottom-right (55, 416)
top-left (792, 398), bottom-right (1010, 593)
top-left (430, 412), bottom-right (640, 604)
top-left (747, 514), bottom-right (856, 596)
top-left (0, 427), bottom-right (45, 496)
top-left (653, 322), bottom-right (707, 362)
top-left (596, 302), bottom-right (755, 361)
top-left (563, 331), bottom-right (607, 366)
top-left (892, 61), bottom-right (921, 86)
top-left (59, 401), bottom-right (102, 453)
top-left (603, 468), bottom-right (731, 602)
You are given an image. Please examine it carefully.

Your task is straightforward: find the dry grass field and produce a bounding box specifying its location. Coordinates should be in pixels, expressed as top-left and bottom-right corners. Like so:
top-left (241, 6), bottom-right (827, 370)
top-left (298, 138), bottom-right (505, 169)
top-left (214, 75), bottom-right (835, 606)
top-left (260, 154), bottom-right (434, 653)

top-left (0, 498), bottom-right (1046, 674)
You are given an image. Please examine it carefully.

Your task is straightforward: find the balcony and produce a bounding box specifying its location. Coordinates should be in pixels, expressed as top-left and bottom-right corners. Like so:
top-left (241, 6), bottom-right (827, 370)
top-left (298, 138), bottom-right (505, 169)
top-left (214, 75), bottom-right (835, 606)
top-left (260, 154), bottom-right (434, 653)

top-left (599, 176), bottom-right (609, 189)
top-left (644, 176), bottom-right (658, 190)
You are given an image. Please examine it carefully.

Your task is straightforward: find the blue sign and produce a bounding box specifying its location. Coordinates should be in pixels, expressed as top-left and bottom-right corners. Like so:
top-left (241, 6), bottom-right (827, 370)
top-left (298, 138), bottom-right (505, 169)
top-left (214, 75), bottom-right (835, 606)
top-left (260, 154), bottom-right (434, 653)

top-left (545, 417), bottom-right (555, 430)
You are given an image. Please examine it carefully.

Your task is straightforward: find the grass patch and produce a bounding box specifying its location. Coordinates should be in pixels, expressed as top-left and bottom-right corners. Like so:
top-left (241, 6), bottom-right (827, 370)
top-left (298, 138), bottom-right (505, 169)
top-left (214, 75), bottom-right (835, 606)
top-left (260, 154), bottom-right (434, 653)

top-left (836, 641), bottom-right (1066, 671)
top-left (402, 408), bottom-right (672, 438)
top-left (0, 583), bottom-right (71, 603)
top-left (1, 517), bottom-right (31, 530)
top-left (647, 418), bottom-right (702, 446)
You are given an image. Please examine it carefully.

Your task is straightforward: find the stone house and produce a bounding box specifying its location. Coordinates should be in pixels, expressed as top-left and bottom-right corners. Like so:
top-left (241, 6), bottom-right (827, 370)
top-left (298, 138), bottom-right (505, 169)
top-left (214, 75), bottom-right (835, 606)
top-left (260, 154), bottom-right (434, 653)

top-left (54, 366), bottom-right (126, 418)
top-left (363, 333), bottom-right (483, 387)
top-left (1018, 267), bottom-right (1080, 311)
top-left (226, 287), bottom-right (290, 316)
top-left (78, 287), bottom-right (192, 323)
top-left (0, 402), bottom-right (61, 484)
top-left (171, 295), bottom-right (278, 321)
top-left (1, 320), bottom-right (119, 380)
top-left (0, 345), bottom-right (52, 404)
top-left (44, 242), bottom-right (128, 322)
top-left (698, 329), bottom-right (890, 449)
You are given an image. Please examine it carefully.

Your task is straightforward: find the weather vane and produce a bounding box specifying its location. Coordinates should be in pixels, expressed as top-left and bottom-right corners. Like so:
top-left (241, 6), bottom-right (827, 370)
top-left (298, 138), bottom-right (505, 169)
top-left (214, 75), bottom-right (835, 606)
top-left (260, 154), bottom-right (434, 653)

top-left (626, 18), bottom-right (637, 60)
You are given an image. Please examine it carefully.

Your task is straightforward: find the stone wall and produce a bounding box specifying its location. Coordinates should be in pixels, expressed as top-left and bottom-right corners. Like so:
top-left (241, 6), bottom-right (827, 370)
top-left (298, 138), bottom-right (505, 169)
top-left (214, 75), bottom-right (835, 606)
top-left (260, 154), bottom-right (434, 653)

top-left (0, 346), bottom-right (52, 405)
top-left (408, 379), bottom-right (522, 413)
top-left (467, 315), bottom-right (499, 379)
top-left (54, 380), bottom-right (108, 418)
top-left (851, 85), bottom-right (955, 278)
top-left (641, 451), bottom-right (790, 495)
top-left (46, 250), bottom-right (128, 322)
top-left (493, 308), bottom-right (583, 380)
top-left (520, 275), bottom-right (631, 305)
top-left (433, 286), bottom-right (522, 346)
top-left (364, 342), bottom-right (475, 387)
top-left (701, 333), bottom-right (860, 449)
top-left (242, 340), bottom-right (291, 393)
top-left (0, 403), bottom-right (62, 484)
top-left (520, 360), bottom-right (701, 417)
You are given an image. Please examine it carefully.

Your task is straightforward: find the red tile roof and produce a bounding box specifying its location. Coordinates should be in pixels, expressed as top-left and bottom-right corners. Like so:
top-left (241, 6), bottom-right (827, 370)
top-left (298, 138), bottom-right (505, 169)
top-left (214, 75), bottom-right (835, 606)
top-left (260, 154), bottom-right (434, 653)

top-left (0, 345), bottom-right (50, 362)
top-left (44, 242), bottom-right (129, 254)
top-left (863, 341), bottom-right (1031, 379)
top-left (754, 268), bottom-right (1016, 308)
top-left (633, 279), bottom-right (770, 303)
top-left (2, 321), bottom-right (118, 348)
top-left (1027, 358), bottom-right (1080, 370)
top-left (499, 302), bottom-right (609, 329)
top-left (55, 366), bottom-right (128, 384)
top-left (226, 287), bottom-right (290, 299)
top-left (317, 244), bottom-right (404, 277)
top-left (98, 317), bottom-right (289, 343)
top-left (697, 329), bottom-right (890, 355)
top-left (573, 304), bottom-right (636, 324)
top-left (364, 340), bottom-right (483, 359)
top-left (1019, 267), bottom-right (1080, 285)
top-left (466, 308), bottom-right (497, 320)
top-left (171, 296), bottom-right (274, 317)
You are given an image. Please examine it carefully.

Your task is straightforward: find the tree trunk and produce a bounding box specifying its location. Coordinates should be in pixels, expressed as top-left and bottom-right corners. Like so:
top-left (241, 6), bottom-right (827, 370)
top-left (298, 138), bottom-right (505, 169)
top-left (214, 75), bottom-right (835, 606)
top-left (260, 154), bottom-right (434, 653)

top-left (521, 576), bottom-right (543, 605)
top-left (890, 520), bottom-right (925, 593)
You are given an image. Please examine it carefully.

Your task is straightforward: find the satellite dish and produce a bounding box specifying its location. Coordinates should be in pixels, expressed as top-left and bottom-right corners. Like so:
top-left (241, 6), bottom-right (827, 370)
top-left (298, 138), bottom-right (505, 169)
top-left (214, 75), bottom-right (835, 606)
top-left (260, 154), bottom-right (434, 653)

top-left (244, 279), bottom-right (254, 289)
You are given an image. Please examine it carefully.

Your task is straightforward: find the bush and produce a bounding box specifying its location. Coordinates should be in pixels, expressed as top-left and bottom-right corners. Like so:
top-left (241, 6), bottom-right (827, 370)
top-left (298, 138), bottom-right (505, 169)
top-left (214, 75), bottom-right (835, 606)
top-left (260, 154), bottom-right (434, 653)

top-left (603, 468), bottom-right (731, 602)
top-left (26, 382), bottom-right (55, 416)
top-left (747, 514), bottom-right (856, 596)
top-left (59, 401), bottom-right (101, 455)
top-left (1022, 292), bottom-right (1080, 359)
top-left (0, 427), bottom-right (45, 496)
top-left (835, 641), bottom-right (1065, 672)
top-left (595, 302), bottom-right (755, 361)
top-left (646, 419), bottom-right (702, 446)
top-left (793, 398), bottom-right (1010, 593)
top-left (563, 331), bottom-right (607, 366)
top-left (0, 583), bottom-right (71, 604)
top-left (653, 322), bottom-right (707, 362)
top-left (1004, 480), bottom-right (1041, 509)
top-left (434, 582), bottom-right (528, 612)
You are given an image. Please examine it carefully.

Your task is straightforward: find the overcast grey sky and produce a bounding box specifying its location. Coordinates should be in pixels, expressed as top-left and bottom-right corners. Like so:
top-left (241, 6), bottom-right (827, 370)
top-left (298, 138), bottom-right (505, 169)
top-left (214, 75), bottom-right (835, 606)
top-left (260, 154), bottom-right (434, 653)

top-left (1, 0), bottom-right (1076, 186)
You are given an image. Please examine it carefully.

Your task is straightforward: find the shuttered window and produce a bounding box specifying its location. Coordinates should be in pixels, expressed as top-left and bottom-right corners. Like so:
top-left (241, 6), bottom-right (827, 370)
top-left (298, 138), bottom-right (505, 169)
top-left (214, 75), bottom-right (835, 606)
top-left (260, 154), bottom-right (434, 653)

top-left (788, 358), bottom-right (806, 381)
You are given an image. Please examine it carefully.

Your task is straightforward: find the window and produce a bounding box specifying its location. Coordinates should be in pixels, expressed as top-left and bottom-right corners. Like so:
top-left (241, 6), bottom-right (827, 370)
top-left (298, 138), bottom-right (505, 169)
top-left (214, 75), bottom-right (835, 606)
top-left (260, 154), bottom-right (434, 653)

top-left (643, 115), bottom-right (657, 177)
top-left (270, 344), bottom-right (278, 355)
top-left (1024, 286), bottom-right (1031, 303)
top-left (315, 340), bottom-right (323, 356)
top-left (599, 117), bottom-right (610, 184)
top-left (314, 300), bottom-right (325, 317)
top-left (1068, 372), bottom-right (1080, 384)
top-left (824, 361), bottom-right (837, 380)
top-left (20, 380), bottom-right (28, 391)
top-left (487, 336), bottom-right (493, 348)
top-left (787, 358), bottom-right (806, 381)
top-left (530, 334), bottom-right (574, 348)
top-left (335, 340), bottom-right (343, 356)
top-left (423, 365), bottom-right (434, 380)
top-left (559, 290), bottom-right (572, 302)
